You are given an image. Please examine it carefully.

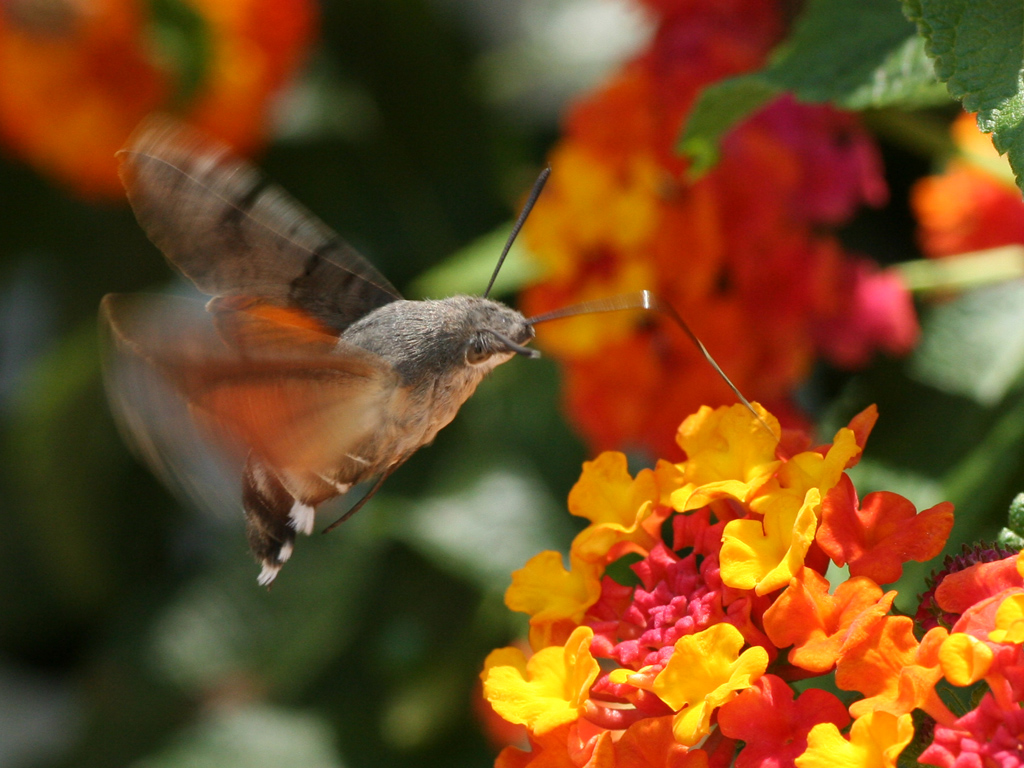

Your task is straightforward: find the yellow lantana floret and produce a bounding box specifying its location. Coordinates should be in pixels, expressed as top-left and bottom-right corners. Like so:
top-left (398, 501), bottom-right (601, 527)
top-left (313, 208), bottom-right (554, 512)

top-left (797, 712), bottom-right (913, 768)
top-left (670, 404), bottom-right (782, 512)
top-left (990, 592), bottom-right (1024, 644)
top-left (939, 632), bottom-right (994, 685)
top-left (481, 626), bottom-right (599, 735)
top-left (505, 551), bottom-right (602, 650)
top-left (719, 426), bottom-right (861, 595)
top-left (720, 488), bottom-right (821, 595)
top-left (652, 623), bottom-right (768, 746)
top-left (567, 451), bottom-right (662, 562)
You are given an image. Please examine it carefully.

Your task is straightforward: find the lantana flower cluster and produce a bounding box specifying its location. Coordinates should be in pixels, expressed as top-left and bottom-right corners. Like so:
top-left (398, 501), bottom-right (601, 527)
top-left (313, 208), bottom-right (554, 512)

top-left (0, 0), bottom-right (314, 197)
top-left (521, 0), bottom-right (918, 459)
top-left (481, 403), bottom-right (1024, 767)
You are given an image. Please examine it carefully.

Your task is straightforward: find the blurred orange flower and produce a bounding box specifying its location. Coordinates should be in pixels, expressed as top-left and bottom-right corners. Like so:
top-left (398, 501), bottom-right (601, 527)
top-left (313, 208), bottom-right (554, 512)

top-left (522, 0), bottom-right (914, 458)
top-left (0, 0), bottom-right (314, 197)
top-left (912, 112), bottom-right (1024, 257)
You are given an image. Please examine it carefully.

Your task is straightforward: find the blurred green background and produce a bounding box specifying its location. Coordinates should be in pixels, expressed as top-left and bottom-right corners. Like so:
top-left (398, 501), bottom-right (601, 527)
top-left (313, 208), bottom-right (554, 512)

top-left (4, 1), bottom-right (1024, 767)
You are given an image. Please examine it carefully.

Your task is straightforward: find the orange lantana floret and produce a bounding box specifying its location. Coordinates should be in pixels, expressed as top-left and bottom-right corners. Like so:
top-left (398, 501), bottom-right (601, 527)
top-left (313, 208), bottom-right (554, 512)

top-left (521, 0), bottom-right (903, 459)
top-left (836, 616), bottom-right (953, 723)
top-left (763, 568), bottom-right (896, 674)
top-left (912, 112), bottom-right (1024, 257)
top-left (718, 674), bottom-right (850, 768)
top-left (935, 554), bottom-right (1024, 618)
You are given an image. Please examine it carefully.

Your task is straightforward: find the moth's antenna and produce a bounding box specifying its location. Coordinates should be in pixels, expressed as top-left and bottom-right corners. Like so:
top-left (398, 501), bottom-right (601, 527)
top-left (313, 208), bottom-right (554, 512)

top-left (483, 166), bottom-right (552, 299)
top-left (528, 291), bottom-right (777, 439)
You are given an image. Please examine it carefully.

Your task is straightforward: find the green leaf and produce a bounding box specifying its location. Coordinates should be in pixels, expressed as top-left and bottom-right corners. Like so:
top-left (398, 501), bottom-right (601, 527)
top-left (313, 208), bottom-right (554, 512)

top-left (681, 0), bottom-right (949, 172)
top-left (903, 0), bottom-right (1024, 191)
top-left (147, 0), bottom-right (212, 108)
top-left (765, 0), bottom-right (944, 108)
top-left (680, 75), bottom-right (780, 176)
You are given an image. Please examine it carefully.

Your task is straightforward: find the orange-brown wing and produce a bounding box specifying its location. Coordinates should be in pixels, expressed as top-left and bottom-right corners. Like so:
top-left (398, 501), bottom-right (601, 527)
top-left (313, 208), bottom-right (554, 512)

top-left (101, 293), bottom-right (400, 488)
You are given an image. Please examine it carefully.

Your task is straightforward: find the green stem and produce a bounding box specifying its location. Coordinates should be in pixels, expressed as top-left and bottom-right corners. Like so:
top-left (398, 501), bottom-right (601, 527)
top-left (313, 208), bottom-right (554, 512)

top-left (863, 109), bottom-right (957, 162)
top-left (895, 246), bottom-right (1024, 292)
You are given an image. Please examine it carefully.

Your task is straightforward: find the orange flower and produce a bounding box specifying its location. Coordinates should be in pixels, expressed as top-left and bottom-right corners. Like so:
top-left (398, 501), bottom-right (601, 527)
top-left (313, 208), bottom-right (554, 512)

top-left (718, 674), bottom-right (850, 768)
top-left (495, 724), bottom-right (575, 768)
top-left (763, 568), bottom-right (896, 674)
top-left (935, 553), bottom-right (1024, 618)
top-left (912, 112), bottom-right (1024, 257)
top-left (520, 1), bottom-right (903, 459)
top-left (0, 0), bottom-right (314, 197)
top-left (485, 400), bottom-right (962, 768)
top-left (835, 616), bottom-right (953, 723)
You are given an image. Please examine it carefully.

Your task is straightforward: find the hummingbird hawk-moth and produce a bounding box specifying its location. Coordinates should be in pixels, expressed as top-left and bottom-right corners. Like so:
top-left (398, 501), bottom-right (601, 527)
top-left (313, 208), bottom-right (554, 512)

top-left (102, 116), bottom-right (762, 586)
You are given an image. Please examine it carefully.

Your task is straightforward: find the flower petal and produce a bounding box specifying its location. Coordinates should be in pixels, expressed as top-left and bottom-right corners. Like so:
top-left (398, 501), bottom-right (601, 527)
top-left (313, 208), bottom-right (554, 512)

top-left (482, 626), bottom-right (599, 735)
top-left (797, 712), bottom-right (914, 768)
top-left (505, 552), bottom-right (603, 649)
top-left (763, 568), bottom-right (895, 674)
top-left (817, 475), bottom-right (953, 585)
top-left (652, 623), bottom-right (768, 746)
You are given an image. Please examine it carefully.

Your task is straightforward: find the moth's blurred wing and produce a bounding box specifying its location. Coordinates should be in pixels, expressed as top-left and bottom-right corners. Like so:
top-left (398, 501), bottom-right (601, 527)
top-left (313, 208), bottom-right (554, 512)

top-left (101, 293), bottom-right (401, 490)
top-left (100, 293), bottom-right (241, 516)
top-left (118, 115), bottom-right (401, 333)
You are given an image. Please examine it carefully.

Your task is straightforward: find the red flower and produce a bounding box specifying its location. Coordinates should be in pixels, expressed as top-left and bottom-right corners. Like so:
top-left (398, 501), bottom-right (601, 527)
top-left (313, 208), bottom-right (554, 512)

top-left (817, 474), bottom-right (954, 585)
top-left (718, 674), bottom-right (850, 768)
top-left (920, 692), bottom-right (1024, 768)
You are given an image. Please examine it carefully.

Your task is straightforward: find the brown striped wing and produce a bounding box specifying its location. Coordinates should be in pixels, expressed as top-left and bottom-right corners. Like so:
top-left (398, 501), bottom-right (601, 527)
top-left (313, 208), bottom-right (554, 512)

top-left (118, 116), bottom-right (401, 335)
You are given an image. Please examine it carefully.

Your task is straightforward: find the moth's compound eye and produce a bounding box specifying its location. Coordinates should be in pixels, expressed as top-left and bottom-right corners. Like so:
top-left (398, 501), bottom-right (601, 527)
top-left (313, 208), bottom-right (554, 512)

top-left (466, 335), bottom-right (491, 365)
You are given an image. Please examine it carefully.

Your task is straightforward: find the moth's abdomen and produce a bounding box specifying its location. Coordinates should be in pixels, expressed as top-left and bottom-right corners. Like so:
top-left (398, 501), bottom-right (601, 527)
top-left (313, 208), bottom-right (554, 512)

top-left (242, 455), bottom-right (365, 585)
